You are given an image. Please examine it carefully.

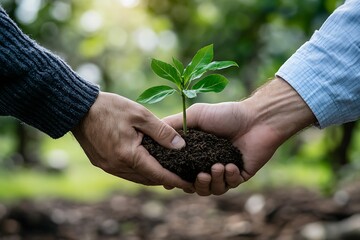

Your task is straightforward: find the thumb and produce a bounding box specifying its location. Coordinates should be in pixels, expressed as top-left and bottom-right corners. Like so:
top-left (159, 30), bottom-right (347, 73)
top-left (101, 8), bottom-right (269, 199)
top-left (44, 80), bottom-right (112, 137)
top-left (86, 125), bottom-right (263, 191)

top-left (137, 116), bottom-right (186, 150)
top-left (162, 112), bottom-right (183, 130)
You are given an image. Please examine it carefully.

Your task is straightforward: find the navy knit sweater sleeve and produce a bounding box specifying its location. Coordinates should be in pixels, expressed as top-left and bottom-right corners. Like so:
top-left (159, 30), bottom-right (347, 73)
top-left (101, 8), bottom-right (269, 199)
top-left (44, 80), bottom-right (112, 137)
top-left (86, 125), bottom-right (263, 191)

top-left (0, 7), bottom-right (100, 138)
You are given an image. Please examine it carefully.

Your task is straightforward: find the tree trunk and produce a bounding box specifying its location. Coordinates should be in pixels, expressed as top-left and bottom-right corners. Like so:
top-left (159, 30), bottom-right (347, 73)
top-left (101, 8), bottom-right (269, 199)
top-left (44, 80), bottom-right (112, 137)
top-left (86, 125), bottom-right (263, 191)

top-left (330, 121), bottom-right (357, 172)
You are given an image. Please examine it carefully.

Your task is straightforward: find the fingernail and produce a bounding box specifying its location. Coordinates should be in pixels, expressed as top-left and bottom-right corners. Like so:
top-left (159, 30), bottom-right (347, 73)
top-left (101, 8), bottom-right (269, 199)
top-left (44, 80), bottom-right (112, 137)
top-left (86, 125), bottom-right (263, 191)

top-left (171, 135), bottom-right (186, 149)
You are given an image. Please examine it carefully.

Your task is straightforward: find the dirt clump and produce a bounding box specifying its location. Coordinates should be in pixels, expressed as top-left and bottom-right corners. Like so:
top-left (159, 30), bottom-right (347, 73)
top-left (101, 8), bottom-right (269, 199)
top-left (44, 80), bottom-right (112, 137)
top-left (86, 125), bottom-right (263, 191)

top-left (142, 129), bottom-right (243, 182)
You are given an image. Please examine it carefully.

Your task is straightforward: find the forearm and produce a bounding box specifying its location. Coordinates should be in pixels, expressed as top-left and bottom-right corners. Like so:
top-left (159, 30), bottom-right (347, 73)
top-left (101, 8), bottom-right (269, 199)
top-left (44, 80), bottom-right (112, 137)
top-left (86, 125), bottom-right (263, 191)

top-left (0, 7), bottom-right (99, 138)
top-left (244, 77), bottom-right (316, 144)
top-left (276, 0), bottom-right (360, 128)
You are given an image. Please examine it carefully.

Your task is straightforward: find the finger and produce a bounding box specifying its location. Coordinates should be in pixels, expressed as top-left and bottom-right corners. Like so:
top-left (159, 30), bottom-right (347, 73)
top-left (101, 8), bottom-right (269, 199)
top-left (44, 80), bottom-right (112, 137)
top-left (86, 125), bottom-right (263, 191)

top-left (137, 115), bottom-right (185, 149)
top-left (225, 163), bottom-right (242, 188)
top-left (163, 112), bottom-right (184, 130)
top-left (210, 164), bottom-right (228, 195)
top-left (194, 172), bottom-right (212, 196)
top-left (183, 187), bottom-right (196, 194)
top-left (163, 104), bottom-right (206, 130)
top-left (114, 172), bottom-right (157, 185)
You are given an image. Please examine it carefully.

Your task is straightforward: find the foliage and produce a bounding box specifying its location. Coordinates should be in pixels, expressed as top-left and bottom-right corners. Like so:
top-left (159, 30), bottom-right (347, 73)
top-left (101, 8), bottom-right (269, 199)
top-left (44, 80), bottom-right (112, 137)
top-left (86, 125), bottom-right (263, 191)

top-left (137, 44), bottom-right (238, 134)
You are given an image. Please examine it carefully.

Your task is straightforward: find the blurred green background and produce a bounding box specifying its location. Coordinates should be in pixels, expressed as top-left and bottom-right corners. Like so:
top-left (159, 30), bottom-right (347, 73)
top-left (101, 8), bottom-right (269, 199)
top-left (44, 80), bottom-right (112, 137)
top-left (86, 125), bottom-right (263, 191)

top-left (0, 0), bottom-right (359, 202)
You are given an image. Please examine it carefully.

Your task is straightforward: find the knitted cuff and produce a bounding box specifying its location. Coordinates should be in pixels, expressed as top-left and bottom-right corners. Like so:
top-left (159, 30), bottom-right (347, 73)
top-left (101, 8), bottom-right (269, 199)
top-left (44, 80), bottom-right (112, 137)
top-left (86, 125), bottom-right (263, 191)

top-left (0, 7), bottom-right (100, 138)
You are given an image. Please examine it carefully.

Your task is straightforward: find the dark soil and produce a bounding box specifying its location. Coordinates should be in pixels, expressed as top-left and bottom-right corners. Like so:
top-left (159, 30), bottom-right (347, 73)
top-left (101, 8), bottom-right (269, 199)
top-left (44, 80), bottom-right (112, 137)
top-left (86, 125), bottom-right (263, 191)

top-left (142, 129), bottom-right (243, 182)
top-left (2, 183), bottom-right (360, 240)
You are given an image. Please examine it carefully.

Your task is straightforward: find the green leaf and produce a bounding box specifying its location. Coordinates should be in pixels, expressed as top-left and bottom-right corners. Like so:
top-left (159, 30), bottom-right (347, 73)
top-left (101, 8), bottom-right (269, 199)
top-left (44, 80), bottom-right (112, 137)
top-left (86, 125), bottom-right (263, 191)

top-left (172, 57), bottom-right (184, 76)
top-left (192, 74), bottom-right (229, 93)
top-left (183, 90), bottom-right (197, 99)
top-left (183, 44), bottom-right (214, 84)
top-left (151, 59), bottom-right (182, 87)
top-left (202, 60), bottom-right (239, 71)
top-left (189, 61), bottom-right (239, 82)
top-left (137, 85), bottom-right (176, 104)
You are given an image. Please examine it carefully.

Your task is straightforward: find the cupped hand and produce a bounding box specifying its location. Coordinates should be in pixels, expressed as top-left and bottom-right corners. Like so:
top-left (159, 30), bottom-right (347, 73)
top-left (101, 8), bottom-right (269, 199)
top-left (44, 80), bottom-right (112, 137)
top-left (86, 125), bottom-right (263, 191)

top-left (164, 101), bottom-right (281, 196)
top-left (72, 92), bottom-right (194, 191)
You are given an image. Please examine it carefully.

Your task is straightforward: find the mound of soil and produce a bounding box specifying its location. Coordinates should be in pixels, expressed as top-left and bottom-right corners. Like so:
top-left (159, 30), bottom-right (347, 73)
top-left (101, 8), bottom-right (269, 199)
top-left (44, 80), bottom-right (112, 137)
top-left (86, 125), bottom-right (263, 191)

top-left (142, 129), bottom-right (243, 182)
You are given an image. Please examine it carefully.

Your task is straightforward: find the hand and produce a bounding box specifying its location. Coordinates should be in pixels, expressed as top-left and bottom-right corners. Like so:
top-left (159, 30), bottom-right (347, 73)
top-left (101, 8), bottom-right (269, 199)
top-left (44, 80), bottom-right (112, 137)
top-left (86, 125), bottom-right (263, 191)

top-left (164, 102), bottom-right (275, 195)
top-left (72, 92), bottom-right (193, 191)
top-left (164, 78), bottom-right (316, 196)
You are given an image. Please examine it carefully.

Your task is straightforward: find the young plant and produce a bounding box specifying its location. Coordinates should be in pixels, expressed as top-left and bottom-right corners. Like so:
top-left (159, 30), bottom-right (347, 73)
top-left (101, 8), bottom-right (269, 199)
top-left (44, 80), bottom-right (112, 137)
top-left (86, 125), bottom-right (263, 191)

top-left (137, 44), bottom-right (238, 135)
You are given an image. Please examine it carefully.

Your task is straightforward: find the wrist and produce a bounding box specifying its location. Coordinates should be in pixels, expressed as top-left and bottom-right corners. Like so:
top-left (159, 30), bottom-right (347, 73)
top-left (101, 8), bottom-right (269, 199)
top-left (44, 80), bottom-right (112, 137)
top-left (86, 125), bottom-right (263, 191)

top-left (71, 91), bottom-right (103, 138)
top-left (245, 77), bottom-right (316, 144)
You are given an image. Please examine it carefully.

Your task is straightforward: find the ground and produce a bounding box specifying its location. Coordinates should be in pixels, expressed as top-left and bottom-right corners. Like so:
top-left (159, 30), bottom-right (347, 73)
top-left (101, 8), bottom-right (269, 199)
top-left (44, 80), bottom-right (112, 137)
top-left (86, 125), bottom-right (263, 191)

top-left (1, 182), bottom-right (360, 240)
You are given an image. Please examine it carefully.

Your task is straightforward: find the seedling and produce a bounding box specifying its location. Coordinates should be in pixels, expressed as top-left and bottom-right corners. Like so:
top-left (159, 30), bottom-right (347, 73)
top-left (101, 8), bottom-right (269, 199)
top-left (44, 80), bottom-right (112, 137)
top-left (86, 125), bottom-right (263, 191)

top-left (137, 44), bottom-right (238, 135)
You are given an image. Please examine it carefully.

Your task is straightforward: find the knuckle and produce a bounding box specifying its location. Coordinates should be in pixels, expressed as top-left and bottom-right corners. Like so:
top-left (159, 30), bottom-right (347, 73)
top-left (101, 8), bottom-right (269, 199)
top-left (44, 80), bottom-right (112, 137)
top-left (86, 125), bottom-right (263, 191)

top-left (132, 105), bottom-right (151, 123)
top-left (188, 103), bottom-right (205, 114)
top-left (156, 123), bottom-right (172, 141)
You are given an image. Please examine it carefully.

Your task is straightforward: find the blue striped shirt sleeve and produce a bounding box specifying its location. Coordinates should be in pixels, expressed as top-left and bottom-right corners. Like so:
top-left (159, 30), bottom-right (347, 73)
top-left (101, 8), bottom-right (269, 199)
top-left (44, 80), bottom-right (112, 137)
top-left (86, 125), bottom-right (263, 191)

top-left (276, 0), bottom-right (360, 128)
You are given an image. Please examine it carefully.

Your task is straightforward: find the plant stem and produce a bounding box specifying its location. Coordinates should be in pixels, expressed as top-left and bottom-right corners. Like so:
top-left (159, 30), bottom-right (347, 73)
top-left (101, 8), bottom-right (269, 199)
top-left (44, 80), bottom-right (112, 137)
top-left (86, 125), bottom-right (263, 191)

top-left (181, 92), bottom-right (187, 135)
